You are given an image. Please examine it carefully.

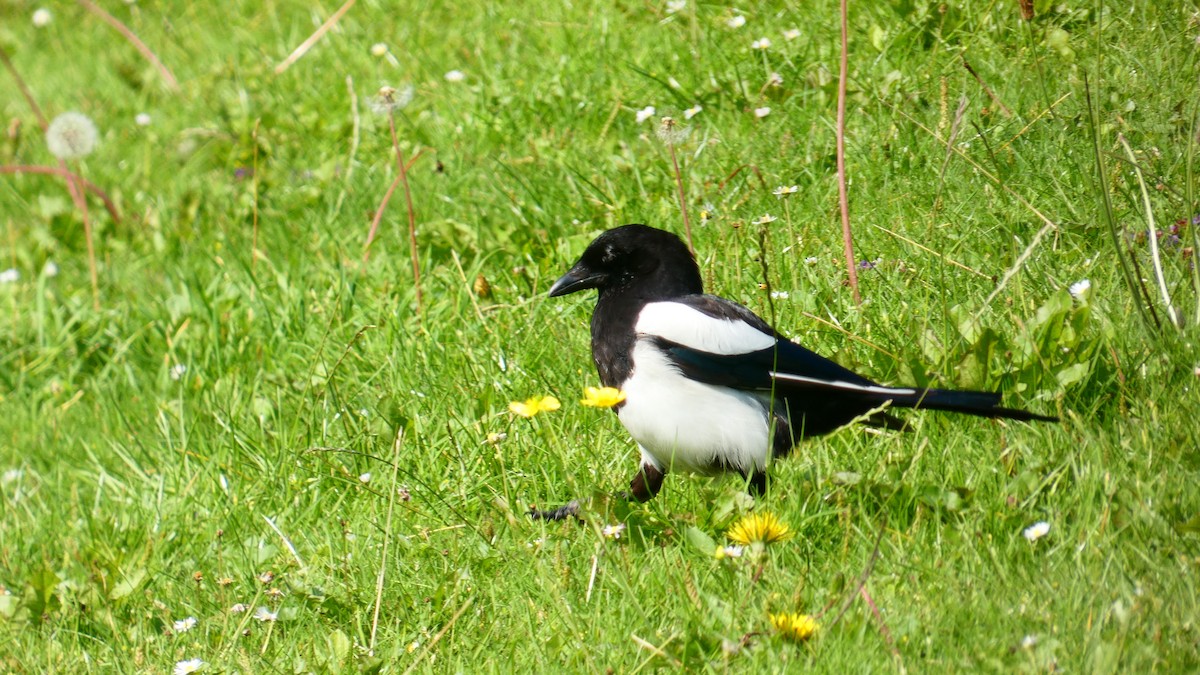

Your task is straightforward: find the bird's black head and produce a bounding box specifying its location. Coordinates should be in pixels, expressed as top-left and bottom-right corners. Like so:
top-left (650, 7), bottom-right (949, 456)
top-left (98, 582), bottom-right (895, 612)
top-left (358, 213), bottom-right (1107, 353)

top-left (548, 224), bottom-right (703, 299)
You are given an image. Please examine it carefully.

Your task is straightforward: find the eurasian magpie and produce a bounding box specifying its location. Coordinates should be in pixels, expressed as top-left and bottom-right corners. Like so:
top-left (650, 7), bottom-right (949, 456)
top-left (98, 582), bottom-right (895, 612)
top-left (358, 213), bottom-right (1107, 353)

top-left (532, 224), bottom-right (1056, 519)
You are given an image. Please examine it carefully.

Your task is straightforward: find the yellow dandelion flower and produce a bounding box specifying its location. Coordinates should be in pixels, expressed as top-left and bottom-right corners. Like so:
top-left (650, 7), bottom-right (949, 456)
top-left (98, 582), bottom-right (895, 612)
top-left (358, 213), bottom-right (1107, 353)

top-left (580, 386), bottom-right (626, 408)
top-left (770, 612), bottom-right (818, 641)
top-left (508, 395), bottom-right (561, 418)
top-left (726, 511), bottom-right (793, 545)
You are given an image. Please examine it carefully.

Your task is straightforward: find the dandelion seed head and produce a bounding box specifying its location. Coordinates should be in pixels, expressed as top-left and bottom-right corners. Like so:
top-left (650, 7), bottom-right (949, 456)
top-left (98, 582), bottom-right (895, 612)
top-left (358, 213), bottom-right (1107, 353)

top-left (46, 112), bottom-right (99, 160)
top-left (656, 117), bottom-right (691, 145)
top-left (370, 85), bottom-right (413, 115)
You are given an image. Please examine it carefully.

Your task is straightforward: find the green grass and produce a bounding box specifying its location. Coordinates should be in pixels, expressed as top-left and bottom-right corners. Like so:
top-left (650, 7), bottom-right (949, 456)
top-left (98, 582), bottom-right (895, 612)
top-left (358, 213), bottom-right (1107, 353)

top-left (3, 0), bottom-right (1200, 671)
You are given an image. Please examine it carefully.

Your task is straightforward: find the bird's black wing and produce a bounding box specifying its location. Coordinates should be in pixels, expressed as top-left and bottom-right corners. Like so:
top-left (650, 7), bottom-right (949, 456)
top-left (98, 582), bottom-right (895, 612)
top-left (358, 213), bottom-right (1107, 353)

top-left (641, 294), bottom-right (877, 390)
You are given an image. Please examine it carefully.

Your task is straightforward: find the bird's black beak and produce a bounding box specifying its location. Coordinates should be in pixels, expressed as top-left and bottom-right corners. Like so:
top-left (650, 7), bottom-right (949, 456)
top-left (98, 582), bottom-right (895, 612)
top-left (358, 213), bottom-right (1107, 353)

top-left (548, 262), bottom-right (605, 297)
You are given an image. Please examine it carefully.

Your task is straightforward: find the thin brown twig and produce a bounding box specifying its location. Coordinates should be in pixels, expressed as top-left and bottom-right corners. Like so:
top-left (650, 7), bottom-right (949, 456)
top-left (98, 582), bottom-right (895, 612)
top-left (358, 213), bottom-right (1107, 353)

top-left (668, 140), bottom-right (694, 253)
top-left (388, 112), bottom-right (423, 313)
top-left (274, 0), bottom-right (358, 74)
top-left (251, 119), bottom-right (261, 271)
top-left (827, 515), bottom-right (887, 627)
top-left (78, 0), bottom-right (179, 90)
top-left (0, 165), bottom-right (122, 224)
top-left (961, 58), bottom-right (1012, 118)
top-left (860, 585), bottom-right (903, 662)
top-left (0, 46), bottom-right (48, 129)
top-left (836, 0), bottom-right (861, 304)
top-left (362, 172), bottom-right (404, 264)
top-left (70, 161), bottom-right (99, 310)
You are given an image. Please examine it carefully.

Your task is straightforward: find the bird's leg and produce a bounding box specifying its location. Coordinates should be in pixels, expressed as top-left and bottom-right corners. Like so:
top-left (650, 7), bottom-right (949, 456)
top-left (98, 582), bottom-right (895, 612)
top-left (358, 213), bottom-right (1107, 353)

top-left (744, 470), bottom-right (768, 496)
top-left (626, 463), bottom-right (665, 502)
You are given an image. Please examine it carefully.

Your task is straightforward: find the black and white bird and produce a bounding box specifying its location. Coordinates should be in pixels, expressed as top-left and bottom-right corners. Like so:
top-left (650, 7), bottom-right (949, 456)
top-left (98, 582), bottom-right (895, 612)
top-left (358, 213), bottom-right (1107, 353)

top-left (533, 224), bottom-right (1056, 519)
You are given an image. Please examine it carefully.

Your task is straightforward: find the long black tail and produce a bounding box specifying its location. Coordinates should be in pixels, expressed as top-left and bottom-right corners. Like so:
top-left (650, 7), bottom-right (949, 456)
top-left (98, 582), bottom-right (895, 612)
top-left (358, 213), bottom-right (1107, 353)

top-left (889, 387), bottom-right (1058, 422)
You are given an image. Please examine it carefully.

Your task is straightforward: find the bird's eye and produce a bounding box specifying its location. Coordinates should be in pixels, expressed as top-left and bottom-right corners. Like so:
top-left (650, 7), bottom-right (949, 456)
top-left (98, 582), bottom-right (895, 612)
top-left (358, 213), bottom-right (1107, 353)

top-left (601, 245), bottom-right (618, 264)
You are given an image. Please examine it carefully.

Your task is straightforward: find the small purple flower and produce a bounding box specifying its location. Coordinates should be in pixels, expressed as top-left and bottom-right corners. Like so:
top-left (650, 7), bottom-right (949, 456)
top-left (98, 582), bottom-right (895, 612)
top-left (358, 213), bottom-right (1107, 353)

top-left (858, 258), bottom-right (881, 270)
top-left (1191, 213), bottom-right (1200, 225)
top-left (234, 167), bottom-right (251, 180)
top-left (1164, 234), bottom-right (1182, 248)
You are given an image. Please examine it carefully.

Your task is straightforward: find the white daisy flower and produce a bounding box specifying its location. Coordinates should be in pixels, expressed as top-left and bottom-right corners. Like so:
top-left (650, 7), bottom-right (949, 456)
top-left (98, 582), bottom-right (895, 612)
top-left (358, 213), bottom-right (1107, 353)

top-left (0, 269), bottom-right (19, 284)
top-left (772, 185), bottom-right (799, 197)
top-left (173, 616), bottom-right (198, 633)
top-left (135, 113), bottom-right (152, 126)
top-left (170, 364), bottom-right (187, 381)
top-left (253, 606), bottom-right (278, 622)
top-left (635, 106), bottom-right (656, 123)
top-left (42, 261), bottom-right (59, 277)
top-left (716, 544), bottom-right (744, 558)
top-left (358, 472), bottom-right (371, 484)
top-left (751, 37), bottom-right (771, 50)
top-left (754, 214), bottom-right (777, 225)
top-left (726, 15), bottom-right (746, 29)
top-left (666, 0), bottom-right (687, 14)
top-left (1023, 521), bottom-right (1050, 542)
top-left (370, 43), bottom-right (389, 57)
top-left (1068, 279), bottom-right (1091, 301)
top-left (32, 8), bottom-right (52, 27)
top-left (601, 523), bottom-right (626, 539)
top-left (754, 107), bottom-right (771, 118)
top-left (174, 659), bottom-right (205, 675)
top-left (783, 28), bottom-right (801, 40)
top-left (230, 603), bottom-right (248, 614)
top-left (444, 70), bottom-right (466, 82)
top-left (683, 104), bottom-right (702, 119)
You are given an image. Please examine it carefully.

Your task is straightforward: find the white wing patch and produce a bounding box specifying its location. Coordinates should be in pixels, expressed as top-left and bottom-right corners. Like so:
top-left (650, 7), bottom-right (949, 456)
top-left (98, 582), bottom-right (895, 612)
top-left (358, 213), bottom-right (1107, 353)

top-left (636, 302), bottom-right (775, 355)
top-left (769, 371), bottom-right (917, 396)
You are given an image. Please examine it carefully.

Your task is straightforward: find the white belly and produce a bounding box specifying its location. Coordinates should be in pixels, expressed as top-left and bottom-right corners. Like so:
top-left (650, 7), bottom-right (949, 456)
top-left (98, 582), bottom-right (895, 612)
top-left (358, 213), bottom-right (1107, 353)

top-left (616, 341), bottom-right (772, 475)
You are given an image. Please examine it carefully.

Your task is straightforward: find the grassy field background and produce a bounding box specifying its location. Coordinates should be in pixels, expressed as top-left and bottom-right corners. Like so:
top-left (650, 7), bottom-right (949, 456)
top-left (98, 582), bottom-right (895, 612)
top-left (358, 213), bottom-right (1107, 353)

top-left (3, 0), bottom-right (1200, 671)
